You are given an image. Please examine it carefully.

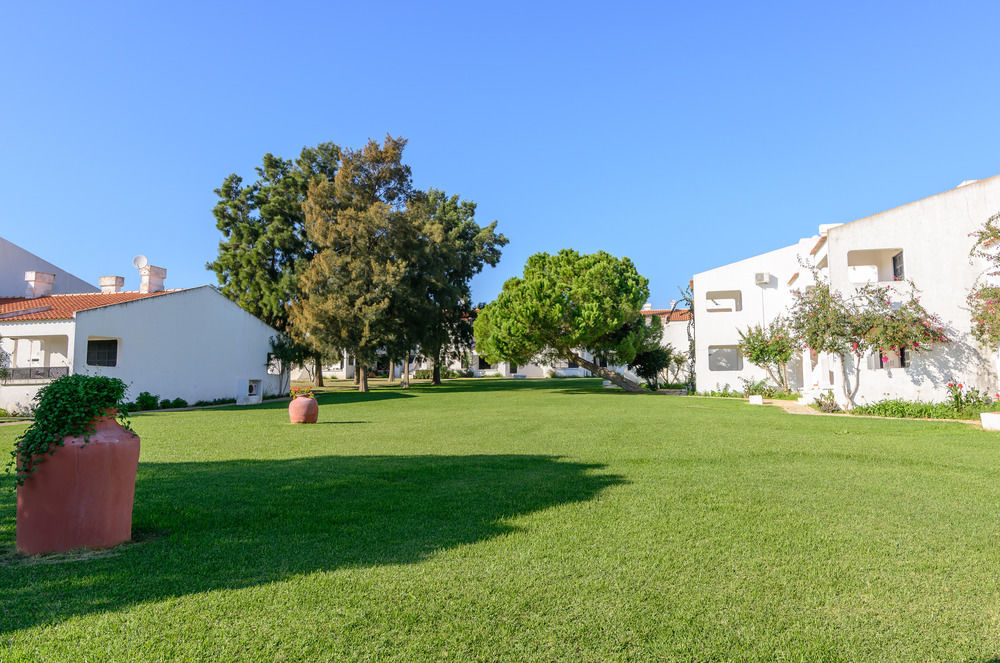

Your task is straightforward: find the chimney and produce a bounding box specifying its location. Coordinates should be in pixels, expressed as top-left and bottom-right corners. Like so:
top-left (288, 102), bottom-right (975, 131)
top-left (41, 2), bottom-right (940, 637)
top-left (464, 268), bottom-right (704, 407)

top-left (99, 276), bottom-right (125, 294)
top-left (24, 271), bottom-right (55, 298)
top-left (669, 299), bottom-right (677, 309)
top-left (642, 302), bottom-right (653, 311)
top-left (138, 265), bottom-right (167, 293)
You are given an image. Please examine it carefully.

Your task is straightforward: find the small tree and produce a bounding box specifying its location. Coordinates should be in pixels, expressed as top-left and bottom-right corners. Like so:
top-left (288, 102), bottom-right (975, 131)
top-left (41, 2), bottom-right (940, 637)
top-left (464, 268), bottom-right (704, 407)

top-left (788, 277), bottom-right (948, 408)
top-left (737, 318), bottom-right (795, 391)
top-left (626, 315), bottom-right (670, 390)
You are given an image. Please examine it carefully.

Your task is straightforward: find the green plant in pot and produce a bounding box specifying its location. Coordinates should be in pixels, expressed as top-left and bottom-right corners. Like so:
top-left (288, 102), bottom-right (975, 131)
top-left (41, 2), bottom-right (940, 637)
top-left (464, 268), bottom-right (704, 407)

top-left (8, 374), bottom-right (141, 555)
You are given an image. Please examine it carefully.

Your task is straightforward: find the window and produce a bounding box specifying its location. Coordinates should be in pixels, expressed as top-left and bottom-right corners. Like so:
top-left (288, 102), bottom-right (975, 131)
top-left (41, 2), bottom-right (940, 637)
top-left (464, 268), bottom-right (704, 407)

top-left (704, 290), bottom-right (742, 313)
top-left (86, 339), bottom-right (118, 367)
top-left (566, 360), bottom-right (578, 369)
top-left (847, 248), bottom-right (904, 283)
top-left (892, 252), bottom-right (904, 280)
top-left (868, 348), bottom-right (909, 370)
top-left (478, 356), bottom-right (492, 370)
top-left (708, 346), bottom-right (743, 371)
top-left (509, 363), bottom-right (518, 373)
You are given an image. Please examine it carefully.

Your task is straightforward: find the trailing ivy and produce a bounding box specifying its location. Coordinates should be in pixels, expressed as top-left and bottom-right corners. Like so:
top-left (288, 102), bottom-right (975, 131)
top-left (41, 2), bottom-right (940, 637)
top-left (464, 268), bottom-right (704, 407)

top-left (6, 374), bottom-right (130, 486)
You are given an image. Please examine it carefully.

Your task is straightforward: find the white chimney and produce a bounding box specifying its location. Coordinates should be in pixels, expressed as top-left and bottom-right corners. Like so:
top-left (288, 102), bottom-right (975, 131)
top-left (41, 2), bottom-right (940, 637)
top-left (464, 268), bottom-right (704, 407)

top-left (24, 271), bottom-right (55, 298)
top-left (99, 276), bottom-right (125, 294)
top-left (669, 299), bottom-right (677, 309)
top-left (642, 302), bottom-right (653, 311)
top-left (138, 265), bottom-right (167, 293)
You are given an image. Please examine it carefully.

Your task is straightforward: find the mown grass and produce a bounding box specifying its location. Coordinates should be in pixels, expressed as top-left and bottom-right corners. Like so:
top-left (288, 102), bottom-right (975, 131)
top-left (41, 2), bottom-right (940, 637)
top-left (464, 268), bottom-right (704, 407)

top-left (2, 378), bottom-right (1000, 661)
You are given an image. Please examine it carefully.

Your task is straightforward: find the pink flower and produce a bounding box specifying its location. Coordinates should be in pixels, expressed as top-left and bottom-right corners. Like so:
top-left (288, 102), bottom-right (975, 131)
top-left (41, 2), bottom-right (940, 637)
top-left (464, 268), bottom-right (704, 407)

top-left (947, 382), bottom-right (954, 387)
top-left (958, 383), bottom-right (964, 389)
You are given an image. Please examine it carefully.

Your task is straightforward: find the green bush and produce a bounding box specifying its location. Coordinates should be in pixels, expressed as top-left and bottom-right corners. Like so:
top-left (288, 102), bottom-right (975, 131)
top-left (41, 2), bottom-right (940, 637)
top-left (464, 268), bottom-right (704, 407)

top-left (135, 391), bottom-right (160, 411)
top-left (191, 397), bottom-right (237, 407)
top-left (413, 368), bottom-right (472, 379)
top-left (851, 398), bottom-right (998, 420)
top-left (811, 392), bottom-right (842, 413)
top-left (169, 398), bottom-right (188, 409)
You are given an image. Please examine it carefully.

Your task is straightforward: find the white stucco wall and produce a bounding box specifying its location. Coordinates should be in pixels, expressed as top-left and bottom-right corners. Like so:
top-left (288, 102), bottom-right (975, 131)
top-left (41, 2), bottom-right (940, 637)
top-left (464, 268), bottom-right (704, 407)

top-left (70, 286), bottom-right (284, 404)
top-left (693, 239), bottom-right (818, 392)
top-left (0, 237), bottom-right (97, 298)
top-left (824, 175), bottom-right (1000, 405)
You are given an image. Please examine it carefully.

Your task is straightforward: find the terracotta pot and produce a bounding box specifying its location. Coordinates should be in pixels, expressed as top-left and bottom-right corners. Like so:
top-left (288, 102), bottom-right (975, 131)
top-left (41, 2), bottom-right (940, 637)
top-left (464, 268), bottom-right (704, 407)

top-left (16, 410), bottom-right (140, 555)
top-left (288, 395), bottom-right (318, 424)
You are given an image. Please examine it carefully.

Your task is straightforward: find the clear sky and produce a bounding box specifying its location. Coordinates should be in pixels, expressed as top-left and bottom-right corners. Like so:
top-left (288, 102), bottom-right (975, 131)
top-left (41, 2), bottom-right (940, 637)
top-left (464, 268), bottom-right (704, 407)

top-left (3, 1), bottom-right (999, 307)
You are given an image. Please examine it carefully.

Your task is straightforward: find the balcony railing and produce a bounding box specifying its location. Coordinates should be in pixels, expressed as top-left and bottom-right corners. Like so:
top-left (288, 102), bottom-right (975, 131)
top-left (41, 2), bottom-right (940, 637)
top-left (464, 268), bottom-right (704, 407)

top-left (1, 366), bottom-right (70, 384)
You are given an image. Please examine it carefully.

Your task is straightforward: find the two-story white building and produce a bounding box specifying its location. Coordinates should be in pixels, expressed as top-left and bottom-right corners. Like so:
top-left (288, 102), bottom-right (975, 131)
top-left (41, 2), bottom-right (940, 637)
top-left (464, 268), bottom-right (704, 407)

top-left (693, 176), bottom-right (1000, 406)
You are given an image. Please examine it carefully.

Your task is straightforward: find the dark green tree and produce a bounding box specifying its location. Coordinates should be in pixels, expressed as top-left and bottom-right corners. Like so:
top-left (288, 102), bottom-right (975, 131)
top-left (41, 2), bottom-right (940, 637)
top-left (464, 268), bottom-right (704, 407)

top-left (474, 249), bottom-right (649, 392)
top-left (207, 143), bottom-right (341, 385)
top-left (404, 189), bottom-right (507, 385)
top-left (290, 136), bottom-right (415, 392)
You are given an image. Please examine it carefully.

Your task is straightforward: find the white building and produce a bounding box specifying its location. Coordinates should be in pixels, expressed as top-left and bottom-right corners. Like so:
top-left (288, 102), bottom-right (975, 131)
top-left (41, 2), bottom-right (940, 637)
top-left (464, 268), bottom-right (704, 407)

top-left (0, 237), bottom-right (97, 298)
top-left (693, 175), bottom-right (1000, 406)
top-left (0, 244), bottom-right (286, 413)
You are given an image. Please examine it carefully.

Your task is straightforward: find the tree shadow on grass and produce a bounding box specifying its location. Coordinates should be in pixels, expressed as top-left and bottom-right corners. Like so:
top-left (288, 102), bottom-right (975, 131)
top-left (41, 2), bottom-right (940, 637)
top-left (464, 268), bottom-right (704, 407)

top-left (0, 454), bottom-right (623, 634)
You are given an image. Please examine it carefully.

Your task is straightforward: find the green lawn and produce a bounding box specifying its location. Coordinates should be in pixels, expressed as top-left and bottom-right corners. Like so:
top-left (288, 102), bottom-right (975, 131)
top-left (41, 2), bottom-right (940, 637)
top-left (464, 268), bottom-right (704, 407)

top-left (2, 378), bottom-right (1000, 662)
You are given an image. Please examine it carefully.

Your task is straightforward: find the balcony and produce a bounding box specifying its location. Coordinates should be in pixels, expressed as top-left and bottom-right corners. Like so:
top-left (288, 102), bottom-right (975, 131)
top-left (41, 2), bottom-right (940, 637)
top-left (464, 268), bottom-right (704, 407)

top-left (1, 366), bottom-right (70, 385)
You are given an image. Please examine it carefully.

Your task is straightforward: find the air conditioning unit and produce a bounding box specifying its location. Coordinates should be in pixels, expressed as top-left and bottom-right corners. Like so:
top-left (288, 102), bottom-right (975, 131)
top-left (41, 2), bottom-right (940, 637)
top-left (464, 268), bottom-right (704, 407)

top-left (754, 272), bottom-right (771, 286)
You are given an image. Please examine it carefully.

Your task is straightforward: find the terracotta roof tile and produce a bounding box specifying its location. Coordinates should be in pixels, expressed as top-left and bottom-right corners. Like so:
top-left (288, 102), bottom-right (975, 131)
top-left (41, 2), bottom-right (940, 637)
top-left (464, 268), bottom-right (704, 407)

top-left (0, 291), bottom-right (176, 322)
top-left (640, 309), bottom-right (692, 321)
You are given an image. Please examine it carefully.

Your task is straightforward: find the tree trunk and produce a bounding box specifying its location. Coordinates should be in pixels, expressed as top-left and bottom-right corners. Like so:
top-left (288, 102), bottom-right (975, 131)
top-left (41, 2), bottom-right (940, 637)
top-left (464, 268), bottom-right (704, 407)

top-left (402, 350), bottom-right (411, 389)
top-left (313, 354), bottom-right (324, 387)
top-left (354, 357), bottom-right (360, 385)
top-left (838, 353), bottom-right (861, 409)
top-left (432, 360), bottom-right (441, 385)
top-left (358, 365), bottom-right (369, 393)
top-left (567, 351), bottom-right (644, 393)
top-left (388, 360), bottom-right (395, 384)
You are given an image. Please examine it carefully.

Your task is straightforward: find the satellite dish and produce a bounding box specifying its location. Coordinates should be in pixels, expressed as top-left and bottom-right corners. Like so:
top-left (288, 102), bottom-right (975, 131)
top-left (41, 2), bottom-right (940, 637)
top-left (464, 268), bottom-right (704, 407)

top-left (132, 255), bottom-right (148, 269)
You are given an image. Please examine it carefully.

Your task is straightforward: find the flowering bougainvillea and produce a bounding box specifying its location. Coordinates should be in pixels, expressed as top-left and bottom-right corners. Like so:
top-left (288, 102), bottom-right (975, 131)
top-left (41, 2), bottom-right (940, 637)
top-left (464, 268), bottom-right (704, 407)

top-left (968, 212), bottom-right (1000, 348)
top-left (788, 273), bottom-right (949, 408)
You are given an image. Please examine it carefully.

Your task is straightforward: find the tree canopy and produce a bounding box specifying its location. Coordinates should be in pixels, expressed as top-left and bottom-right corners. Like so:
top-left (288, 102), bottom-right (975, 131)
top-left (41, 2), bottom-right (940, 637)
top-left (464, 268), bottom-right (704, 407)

top-left (474, 249), bottom-right (649, 392)
top-left (207, 143), bottom-right (341, 385)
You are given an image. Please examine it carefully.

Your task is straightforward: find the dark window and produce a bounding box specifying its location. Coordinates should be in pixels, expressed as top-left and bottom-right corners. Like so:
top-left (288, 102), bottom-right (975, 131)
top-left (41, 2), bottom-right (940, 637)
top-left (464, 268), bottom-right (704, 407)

top-left (869, 348), bottom-right (909, 370)
top-left (892, 252), bottom-right (904, 280)
top-left (509, 363), bottom-right (518, 373)
top-left (566, 360), bottom-right (578, 369)
top-left (707, 346), bottom-right (742, 371)
top-left (478, 356), bottom-right (492, 370)
top-left (87, 339), bottom-right (118, 367)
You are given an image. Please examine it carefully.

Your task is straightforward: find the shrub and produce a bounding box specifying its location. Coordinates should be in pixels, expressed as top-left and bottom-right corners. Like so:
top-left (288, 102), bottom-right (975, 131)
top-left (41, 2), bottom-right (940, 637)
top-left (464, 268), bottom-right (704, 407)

top-left (191, 397), bottom-right (237, 407)
top-left (811, 392), bottom-right (842, 413)
top-left (135, 391), bottom-right (160, 411)
top-left (169, 398), bottom-right (188, 409)
top-left (413, 368), bottom-right (471, 379)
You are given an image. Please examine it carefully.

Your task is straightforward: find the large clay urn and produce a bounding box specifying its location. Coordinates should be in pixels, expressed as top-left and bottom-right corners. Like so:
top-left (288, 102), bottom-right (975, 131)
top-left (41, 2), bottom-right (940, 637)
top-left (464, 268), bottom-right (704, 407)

top-left (288, 395), bottom-right (319, 424)
top-left (16, 410), bottom-right (140, 555)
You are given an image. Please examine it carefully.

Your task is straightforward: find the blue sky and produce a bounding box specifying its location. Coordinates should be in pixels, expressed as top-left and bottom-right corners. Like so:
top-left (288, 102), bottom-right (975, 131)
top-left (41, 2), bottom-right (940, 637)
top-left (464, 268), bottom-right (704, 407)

top-left (2, 1), bottom-right (999, 307)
